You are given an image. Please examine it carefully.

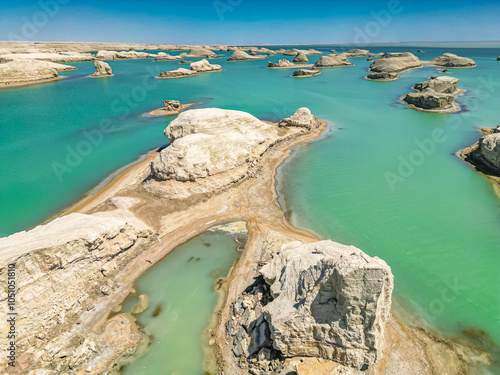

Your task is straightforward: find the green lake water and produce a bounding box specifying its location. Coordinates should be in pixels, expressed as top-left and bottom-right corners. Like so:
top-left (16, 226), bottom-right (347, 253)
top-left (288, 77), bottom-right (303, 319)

top-left (0, 44), bottom-right (499, 371)
top-left (122, 230), bottom-right (240, 374)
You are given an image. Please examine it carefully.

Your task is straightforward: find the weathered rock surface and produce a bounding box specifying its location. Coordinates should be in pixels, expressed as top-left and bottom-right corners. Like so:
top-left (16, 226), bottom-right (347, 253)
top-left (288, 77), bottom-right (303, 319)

top-left (0, 212), bottom-right (156, 373)
top-left (403, 75), bottom-right (462, 112)
top-left (162, 99), bottom-right (182, 115)
top-left (227, 50), bottom-right (267, 61)
top-left (292, 69), bottom-right (320, 77)
top-left (314, 55), bottom-right (353, 68)
top-left (403, 89), bottom-right (456, 111)
top-left (268, 59), bottom-right (295, 68)
top-left (366, 72), bottom-right (398, 81)
top-left (90, 60), bottom-right (113, 77)
top-left (346, 49), bottom-right (370, 57)
top-left (184, 48), bottom-right (217, 58)
top-left (190, 58), bottom-right (222, 72)
top-left (146, 108), bottom-right (320, 199)
top-left (278, 107), bottom-right (317, 128)
top-left (0, 52), bottom-right (94, 63)
top-left (473, 133), bottom-right (500, 173)
top-left (96, 50), bottom-right (156, 60)
top-left (158, 67), bottom-right (197, 79)
top-left (283, 49), bottom-right (322, 56)
top-left (413, 75), bottom-right (460, 94)
top-left (430, 53), bottom-right (475, 68)
top-left (154, 53), bottom-right (182, 61)
top-left (226, 240), bottom-right (393, 371)
top-left (293, 52), bottom-right (309, 63)
top-left (368, 52), bottom-right (422, 78)
top-left (0, 59), bottom-right (59, 87)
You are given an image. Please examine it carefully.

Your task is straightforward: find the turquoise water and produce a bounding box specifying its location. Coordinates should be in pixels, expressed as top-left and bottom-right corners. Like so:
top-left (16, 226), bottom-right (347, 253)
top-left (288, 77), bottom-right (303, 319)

top-left (1, 45), bottom-right (499, 365)
top-left (122, 230), bottom-right (240, 374)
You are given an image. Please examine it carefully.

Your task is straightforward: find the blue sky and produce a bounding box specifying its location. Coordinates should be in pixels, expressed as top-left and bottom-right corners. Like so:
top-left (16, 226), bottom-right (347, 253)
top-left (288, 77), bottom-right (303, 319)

top-left (1, 0), bottom-right (499, 44)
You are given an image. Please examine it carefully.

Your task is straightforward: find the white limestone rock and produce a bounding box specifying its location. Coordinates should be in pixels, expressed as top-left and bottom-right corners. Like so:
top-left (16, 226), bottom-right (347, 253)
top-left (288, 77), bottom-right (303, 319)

top-left (260, 240), bottom-right (393, 369)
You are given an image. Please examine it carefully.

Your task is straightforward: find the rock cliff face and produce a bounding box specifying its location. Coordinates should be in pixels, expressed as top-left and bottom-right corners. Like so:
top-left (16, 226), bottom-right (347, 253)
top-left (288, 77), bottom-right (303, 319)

top-left (268, 59), bottom-right (295, 68)
top-left (314, 55), bottom-right (353, 68)
top-left (228, 50), bottom-right (267, 61)
top-left (226, 240), bottom-right (393, 372)
top-left (472, 133), bottom-right (500, 173)
top-left (366, 72), bottom-right (398, 81)
top-left (403, 75), bottom-right (462, 112)
top-left (430, 53), bottom-right (475, 68)
top-left (368, 52), bottom-right (422, 80)
top-left (90, 60), bottom-right (113, 77)
top-left (0, 211), bottom-right (156, 373)
top-left (146, 108), bottom-right (321, 199)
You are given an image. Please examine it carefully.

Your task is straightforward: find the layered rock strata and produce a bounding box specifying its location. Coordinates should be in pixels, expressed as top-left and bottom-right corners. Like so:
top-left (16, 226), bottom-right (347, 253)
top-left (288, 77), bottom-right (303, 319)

top-left (0, 211), bottom-right (156, 373)
top-left (367, 52), bottom-right (422, 80)
top-left (402, 76), bottom-right (462, 112)
top-left (429, 53), bottom-right (476, 68)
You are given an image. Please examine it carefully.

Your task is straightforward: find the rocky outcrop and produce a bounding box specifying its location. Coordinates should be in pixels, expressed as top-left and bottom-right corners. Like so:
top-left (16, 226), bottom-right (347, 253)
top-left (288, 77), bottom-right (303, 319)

top-left (190, 59), bottom-right (222, 72)
top-left (158, 67), bottom-right (197, 79)
top-left (184, 48), bottom-right (217, 58)
top-left (157, 59), bottom-right (222, 79)
top-left (154, 53), bottom-right (182, 61)
top-left (366, 72), bottom-right (398, 81)
top-left (267, 59), bottom-right (295, 68)
top-left (497, 56), bottom-right (500, 61)
top-left (346, 49), bottom-right (370, 57)
top-left (227, 50), bottom-right (267, 61)
top-left (0, 211), bottom-right (156, 373)
top-left (470, 132), bottom-right (500, 174)
top-left (0, 59), bottom-right (59, 87)
top-left (278, 107), bottom-right (318, 128)
top-left (96, 50), bottom-right (157, 60)
top-left (413, 75), bottom-right (460, 94)
top-left (283, 49), bottom-right (322, 56)
top-left (368, 52), bottom-right (422, 80)
top-left (0, 52), bottom-right (94, 63)
top-left (314, 55), bottom-right (353, 68)
top-left (430, 53), bottom-right (475, 68)
top-left (162, 100), bottom-right (182, 115)
top-left (89, 60), bottom-right (113, 77)
top-left (402, 75), bottom-right (462, 112)
top-left (293, 52), bottom-right (309, 63)
top-left (226, 240), bottom-right (393, 372)
top-left (292, 69), bottom-right (320, 77)
top-left (146, 108), bottom-right (320, 199)
top-left (403, 89), bottom-right (456, 111)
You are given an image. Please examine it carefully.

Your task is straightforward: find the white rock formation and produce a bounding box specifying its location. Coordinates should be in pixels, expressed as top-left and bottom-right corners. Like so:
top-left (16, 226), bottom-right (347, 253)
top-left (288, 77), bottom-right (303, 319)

top-left (227, 50), bottom-right (267, 61)
top-left (190, 59), bottom-right (222, 72)
top-left (430, 53), bottom-right (476, 68)
top-left (0, 59), bottom-right (59, 86)
top-left (0, 212), bottom-right (155, 373)
top-left (314, 55), bottom-right (353, 68)
top-left (90, 60), bottom-right (113, 77)
top-left (477, 133), bottom-right (500, 172)
top-left (368, 52), bottom-right (422, 79)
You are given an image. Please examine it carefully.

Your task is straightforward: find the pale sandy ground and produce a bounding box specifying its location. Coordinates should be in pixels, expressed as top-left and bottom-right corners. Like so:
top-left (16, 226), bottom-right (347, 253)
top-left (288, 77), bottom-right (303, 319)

top-left (50, 118), bottom-right (492, 374)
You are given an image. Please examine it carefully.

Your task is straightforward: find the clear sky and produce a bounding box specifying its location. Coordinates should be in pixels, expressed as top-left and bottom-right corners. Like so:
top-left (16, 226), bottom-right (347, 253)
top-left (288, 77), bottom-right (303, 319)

top-left (1, 0), bottom-right (499, 44)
